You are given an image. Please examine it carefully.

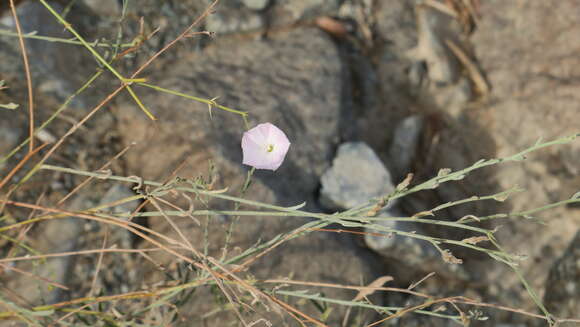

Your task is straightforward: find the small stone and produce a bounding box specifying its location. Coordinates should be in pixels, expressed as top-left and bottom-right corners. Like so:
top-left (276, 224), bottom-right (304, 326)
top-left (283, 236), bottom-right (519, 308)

top-left (83, 0), bottom-right (120, 18)
top-left (320, 142), bottom-right (395, 210)
top-left (242, 0), bottom-right (270, 11)
top-left (206, 5), bottom-right (264, 35)
top-left (100, 185), bottom-right (139, 215)
top-left (364, 208), bottom-right (401, 251)
top-left (0, 119), bottom-right (21, 158)
top-left (365, 208), bottom-right (435, 263)
top-left (100, 185), bottom-right (139, 249)
top-left (388, 115), bottom-right (424, 178)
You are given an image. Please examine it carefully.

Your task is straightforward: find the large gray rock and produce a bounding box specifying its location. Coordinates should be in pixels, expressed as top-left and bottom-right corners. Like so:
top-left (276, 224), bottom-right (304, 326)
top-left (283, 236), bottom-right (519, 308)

top-left (1, 1), bottom-right (97, 100)
top-left (320, 142), bottom-right (395, 210)
top-left (120, 27), bottom-right (344, 202)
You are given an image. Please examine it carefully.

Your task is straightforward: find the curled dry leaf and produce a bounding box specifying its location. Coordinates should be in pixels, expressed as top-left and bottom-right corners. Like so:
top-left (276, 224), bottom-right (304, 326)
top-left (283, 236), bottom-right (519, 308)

top-left (437, 168), bottom-right (452, 177)
top-left (461, 236), bottom-right (489, 245)
top-left (458, 214), bottom-right (480, 222)
top-left (352, 275), bottom-right (394, 302)
top-left (396, 173), bottom-right (414, 191)
top-left (441, 249), bottom-right (463, 264)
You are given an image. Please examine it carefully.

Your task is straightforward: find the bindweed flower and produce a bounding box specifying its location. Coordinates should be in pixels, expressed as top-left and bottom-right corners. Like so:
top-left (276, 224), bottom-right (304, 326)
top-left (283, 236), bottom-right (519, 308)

top-left (242, 123), bottom-right (290, 171)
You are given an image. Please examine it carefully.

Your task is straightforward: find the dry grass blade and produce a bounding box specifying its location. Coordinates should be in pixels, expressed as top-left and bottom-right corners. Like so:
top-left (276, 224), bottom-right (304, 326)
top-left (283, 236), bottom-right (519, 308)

top-left (0, 143), bottom-right (48, 191)
top-left (8, 0), bottom-right (34, 153)
top-left (0, 247), bottom-right (168, 264)
top-left (445, 39), bottom-right (490, 94)
top-left (407, 272), bottom-right (436, 290)
top-left (2, 201), bottom-right (323, 326)
top-left (88, 227), bottom-right (109, 297)
top-left (0, 262), bottom-right (69, 291)
top-left (353, 276), bottom-right (395, 302)
top-left (149, 197), bottom-right (251, 326)
top-left (343, 275), bottom-right (394, 327)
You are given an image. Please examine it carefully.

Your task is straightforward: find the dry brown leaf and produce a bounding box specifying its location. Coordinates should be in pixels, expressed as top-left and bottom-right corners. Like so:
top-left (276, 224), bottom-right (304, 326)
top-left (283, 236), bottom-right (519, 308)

top-left (352, 275), bottom-right (394, 302)
top-left (461, 236), bottom-right (489, 245)
top-left (442, 249), bottom-right (463, 264)
top-left (396, 173), bottom-right (414, 191)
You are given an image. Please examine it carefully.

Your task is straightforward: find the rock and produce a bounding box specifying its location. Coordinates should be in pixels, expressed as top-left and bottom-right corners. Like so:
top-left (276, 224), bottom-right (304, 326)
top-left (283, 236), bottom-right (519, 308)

top-left (375, 0), bottom-right (417, 51)
top-left (364, 208), bottom-right (426, 258)
top-left (543, 230), bottom-right (580, 321)
top-left (100, 184), bottom-right (139, 215)
top-left (365, 207), bottom-right (469, 283)
top-left (4, 195), bottom-right (89, 305)
top-left (273, 0), bottom-right (343, 23)
top-left (320, 142), bottom-right (395, 210)
top-left (99, 185), bottom-right (139, 249)
top-left (0, 0), bottom-right (98, 103)
top-left (83, 0), bottom-right (120, 18)
top-left (119, 27), bottom-right (344, 202)
top-left (435, 77), bottom-right (473, 117)
top-left (206, 2), bottom-right (265, 35)
top-left (242, 0), bottom-right (270, 11)
top-left (206, 0), bottom-right (343, 35)
top-left (357, 1), bottom-right (418, 152)
top-left (388, 115), bottom-right (424, 179)
top-left (0, 115), bottom-right (21, 161)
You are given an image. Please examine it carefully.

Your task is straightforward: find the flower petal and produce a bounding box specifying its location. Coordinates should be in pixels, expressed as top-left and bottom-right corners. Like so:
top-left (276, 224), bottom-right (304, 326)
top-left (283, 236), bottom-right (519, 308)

top-left (241, 123), bottom-right (290, 171)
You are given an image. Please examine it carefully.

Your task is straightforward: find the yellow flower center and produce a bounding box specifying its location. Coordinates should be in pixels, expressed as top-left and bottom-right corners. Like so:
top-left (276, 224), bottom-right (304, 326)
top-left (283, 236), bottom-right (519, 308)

top-left (266, 144), bottom-right (274, 153)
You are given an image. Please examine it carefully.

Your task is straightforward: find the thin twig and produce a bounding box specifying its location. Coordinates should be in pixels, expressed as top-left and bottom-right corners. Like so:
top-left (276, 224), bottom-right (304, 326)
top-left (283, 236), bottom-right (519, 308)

top-left (88, 227), bottom-right (109, 297)
top-left (0, 263), bottom-right (69, 291)
top-left (9, 0), bottom-right (34, 153)
top-left (0, 143), bottom-right (48, 191)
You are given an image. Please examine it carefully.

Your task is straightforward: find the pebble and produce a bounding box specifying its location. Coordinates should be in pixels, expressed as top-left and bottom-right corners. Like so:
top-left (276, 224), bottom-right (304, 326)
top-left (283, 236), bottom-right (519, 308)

top-left (320, 142), bottom-right (395, 210)
top-left (242, 0), bottom-right (270, 11)
top-left (388, 115), bottom-right (424, 178)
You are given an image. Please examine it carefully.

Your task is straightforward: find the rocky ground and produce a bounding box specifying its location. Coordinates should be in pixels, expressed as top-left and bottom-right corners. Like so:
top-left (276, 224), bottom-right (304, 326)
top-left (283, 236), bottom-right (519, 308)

top-left (0, 0), bottom-right (578, 326)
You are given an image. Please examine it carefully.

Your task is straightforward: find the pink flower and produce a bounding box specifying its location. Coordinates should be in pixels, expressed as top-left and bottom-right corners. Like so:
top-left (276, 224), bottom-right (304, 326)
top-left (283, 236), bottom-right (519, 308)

top-left (242, 123), bottom-right (291, 171)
